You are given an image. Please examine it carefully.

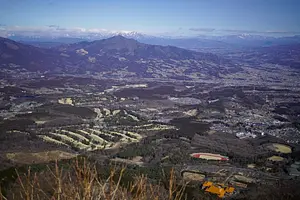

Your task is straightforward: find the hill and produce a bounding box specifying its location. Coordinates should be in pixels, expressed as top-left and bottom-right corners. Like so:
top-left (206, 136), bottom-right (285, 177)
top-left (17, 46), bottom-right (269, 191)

top-left (0, 37), bottom-right (63, 71)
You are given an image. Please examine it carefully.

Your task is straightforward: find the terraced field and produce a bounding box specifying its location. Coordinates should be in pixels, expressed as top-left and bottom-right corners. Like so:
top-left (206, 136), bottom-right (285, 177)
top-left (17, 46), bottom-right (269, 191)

top-left (30, 105), bottom-right (177, 152)
top-left (38, 128), bottom-right (132, 151)
top-left (38, 123), bottom-right (175, 152)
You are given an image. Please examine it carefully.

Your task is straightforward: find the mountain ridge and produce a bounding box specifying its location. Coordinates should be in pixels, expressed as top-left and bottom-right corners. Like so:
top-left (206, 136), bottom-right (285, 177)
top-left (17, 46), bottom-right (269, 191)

top-left (57, 35), bottom-right (223, 60)
top-left (1, 36), bottom-right (239, 79)
top-left (9, 33), bottom-right (300, 54)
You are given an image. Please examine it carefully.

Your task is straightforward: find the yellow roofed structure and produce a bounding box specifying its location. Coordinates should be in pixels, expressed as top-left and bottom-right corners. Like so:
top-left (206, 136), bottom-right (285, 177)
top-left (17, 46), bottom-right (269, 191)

top-left (202, 181), bottom-right (235, 198)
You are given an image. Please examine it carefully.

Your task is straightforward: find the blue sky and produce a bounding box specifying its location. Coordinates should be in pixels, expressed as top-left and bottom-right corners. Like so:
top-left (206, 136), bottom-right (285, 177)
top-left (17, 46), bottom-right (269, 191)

top-left (0, 0), bottom-right (299, 36)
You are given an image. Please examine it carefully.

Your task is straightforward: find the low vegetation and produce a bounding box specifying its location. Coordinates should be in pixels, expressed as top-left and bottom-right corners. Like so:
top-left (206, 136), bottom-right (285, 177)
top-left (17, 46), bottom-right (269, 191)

top-left (0, 158), bottom-right (188, 200)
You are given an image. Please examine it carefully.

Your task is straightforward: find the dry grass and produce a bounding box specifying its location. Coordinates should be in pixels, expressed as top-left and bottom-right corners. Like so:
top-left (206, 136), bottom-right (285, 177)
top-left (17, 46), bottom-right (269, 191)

top-left (6, 151), bottom-right (76, 165)
top-left (1, 159), bottom-right (187, 200)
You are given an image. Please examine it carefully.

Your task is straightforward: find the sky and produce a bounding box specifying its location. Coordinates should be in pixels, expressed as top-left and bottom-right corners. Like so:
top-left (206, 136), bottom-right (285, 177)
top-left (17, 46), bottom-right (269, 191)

top-left (0, 0), bottom-right (299, 37)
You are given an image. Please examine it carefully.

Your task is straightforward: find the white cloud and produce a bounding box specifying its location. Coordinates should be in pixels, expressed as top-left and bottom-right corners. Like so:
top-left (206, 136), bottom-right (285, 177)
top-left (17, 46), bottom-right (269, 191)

top-left (0, 26), bottom-right (107, 37)
top-left (189, 27), bottom-right (300, 36)
top-left (218, 29), bottom-right (300, 35)
top-left (0, 25), bottom-right (299, 38)
top-left (189, 28), bottom-right (215, 32)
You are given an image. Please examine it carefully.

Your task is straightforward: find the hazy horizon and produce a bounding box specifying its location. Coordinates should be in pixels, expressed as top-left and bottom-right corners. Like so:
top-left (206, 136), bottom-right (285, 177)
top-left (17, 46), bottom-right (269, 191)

top-left (0, 0), bottom-right (300, 37)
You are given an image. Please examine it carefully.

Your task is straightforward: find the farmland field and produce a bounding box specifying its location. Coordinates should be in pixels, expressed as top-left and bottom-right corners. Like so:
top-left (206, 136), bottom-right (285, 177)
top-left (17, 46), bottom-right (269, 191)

top-left (267, 143), bottom-right (292, 154)
top-left (268, 156), bottom-right (284, 162)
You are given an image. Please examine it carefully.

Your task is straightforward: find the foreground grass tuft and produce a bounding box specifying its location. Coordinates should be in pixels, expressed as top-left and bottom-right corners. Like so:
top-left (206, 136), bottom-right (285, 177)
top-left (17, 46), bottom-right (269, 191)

top-left (0, 158), bottom-right (186, 200)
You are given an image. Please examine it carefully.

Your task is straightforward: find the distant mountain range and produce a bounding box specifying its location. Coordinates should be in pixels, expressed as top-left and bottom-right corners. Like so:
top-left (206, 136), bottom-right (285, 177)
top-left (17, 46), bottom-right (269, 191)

top-left (228, 43), bottom-right (300, 69)
top-left (7, 32), bottom-right (300, 53)
top-left (0, 36), bottom-right (239, 79)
